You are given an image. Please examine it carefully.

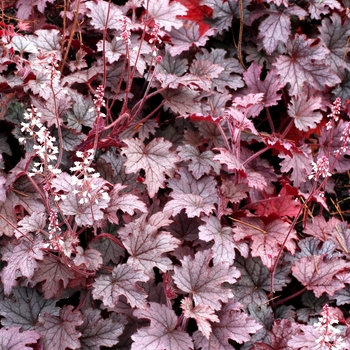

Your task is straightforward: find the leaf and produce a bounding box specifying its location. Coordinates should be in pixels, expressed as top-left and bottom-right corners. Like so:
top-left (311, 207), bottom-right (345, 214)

top-left (292, 254), bottom-right (350, 298)
top-left (73, 247), bottom-right (103, 271)
top-left (319, 13), bottom-right (350, 75)
top-left (199, 216), bottom-right (243, 265)
top-left (148, 0), bottom-right (187, 31)
top-left (169, 21), bottom-right (216, 56)
top-left (32, 254), bottom-right (76, 299)
top-left (0, 287), bottom-right (59, 331)
top-left (89, 235), bottom-right (125, 265)
top-left (273, 34), bottom-right (340, 96)
top-left (279, 145), bottom-right (313, 187)
top-left (173, 250), bottom-right (240, 310)
top-left (181, 297), bottom-right (219, 339)
top-left (288, 94), bottom-right (323, 131)
top-left (231, 254), bottom-right (291, 307)
top-left (37, 305), bottom-right (83, 350)
top-left (195, 48), bottom-right (244, 92)
top-left (79, 308), bottom-right (125, 350)
top-left (257, 10), bottom-right (291, 55)
top-left (164, 167), bottom-right (218, 218)
top-left (132, 302), bottom-right (193, 350)
top-left (213, 148), bottom-right (245, 171)
top-left (242, 63), bottom-right (284, 117)
top-left (118, 213), bottom-right (181, 277)
top-left (177, 144), bottom-right (220, 179)
top-left (308, 0), bottom-right (343, 20)
top-left (193, 300), bottom-right (263, 349)
top-left (104, 183), bottom-right (147, 224)
top-left (65, 91), bottom-right (96, 132)
top-left (92, 264), bottom-right (149, 309)
top-left (232, 217), bottom-right (298, 269)
top-left (121, 138), bottom-right (180, 198)
top-left (86, 1), bottom-right (123, 31)
top-left (1, 237), bottom-right (45, 295)
top-left (164, 193), bottom-right (215, 217)
top-left (0, 327), bottom-right (40, 350)
top-left (28, 29), bottom-right (61, 52)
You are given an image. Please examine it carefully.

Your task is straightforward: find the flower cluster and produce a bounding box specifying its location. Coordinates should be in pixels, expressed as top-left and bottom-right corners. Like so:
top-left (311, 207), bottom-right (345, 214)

top-left (314, 304), bottom-right (347, 350)
top-left (120, 16), bottom-right (131, 44)
top-left (308, 156), bottom-right (331, 180)
top-left (70, 149), bottom-right (110, 205)
top-left (20, 107), bottom-right (61, 177)
top-left (326, 97), bottom-right (342, 130)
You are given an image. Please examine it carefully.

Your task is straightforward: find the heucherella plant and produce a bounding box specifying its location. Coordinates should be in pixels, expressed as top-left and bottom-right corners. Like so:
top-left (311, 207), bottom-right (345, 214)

top-left (0, 0), bottom-right (350, 349)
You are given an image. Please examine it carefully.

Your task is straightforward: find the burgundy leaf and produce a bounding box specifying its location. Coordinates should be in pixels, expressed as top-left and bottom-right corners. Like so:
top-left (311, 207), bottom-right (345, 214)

top-left (32, 254), bottom-right (76, 299)
top-left (132, 302), bottom-right (193, 350)
top-left (173, 250), bottom-right (240, 310)
top-left (37, 305), bottom-right (83, 350)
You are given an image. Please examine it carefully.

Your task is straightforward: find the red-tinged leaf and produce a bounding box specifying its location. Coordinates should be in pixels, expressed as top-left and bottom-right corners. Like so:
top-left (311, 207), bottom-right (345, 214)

top-left (308, 0), bottom-right (343, 20)
top-left (292, 255), bottom-right (350, 298)
top-left (0, 327), bottom-right (40, 349)
top-left (132, 302), bottom-right (193, 350)
top-left (174, 0), bottom-right (213, 35)
top-left (169, 21), bottom-right (216, 56)
top-left (288, 94), bottom-right (323, 131)
top-left (0, 286), bottom-right (59, 331)
top-left (148, 0), bottom-right (187, 31)
top-left (17, 212), bottom-right (47, 236)
top-left (0, 202), bottom-right (17, 237)
top-left (32, 254), bottom-right (77, 299)
top-left (177, 144), bottom-right (220, 179)
top-left (79, 308), bottom-right (125, 350)
top-left (86, 1), bottom-right (123, 31)
top-left (273, 34), bottom-right (340, 96)
top-left (225, 107), bottom-right (258, 135)
top-left (246, 171), bottom-right (267, 190)
top-left (37, 305), bottom-right (83, 350)
top-left (193, 300), bottom-right (263, 349)
top-left (242, 63), bottom-right (284, 117)
top-left (319, 13), bottom-right (350, 74)
top-left (199, 216), bottom-right (245, 265)
top-left (93, 263), bottom-right (148, 309)
top-left (119, 213), bottom-right (181, 276)
top-left (105, 183), bottom-right (147, 224)
top-left (303, 216), bottom-right (341, 242)
top-left (164, 192), bottom-right (215, 217)
top-left (173, 250), bottom-right (240, 310)
top-left (1, 237), bottom-right (45, 295)
top-left (196, 48), bottom-right (244, 92)
top-left (232, 217), bottom-right (298, 269)
top-left (181, 297), bottom-right (219, 340)
top-left (121, 137), bottom-right (180, 198)
top-left (90, 234), bottom-right (125, 265)
top-left (279, 145), bottom-right (313, 187)
top-left (162, 86), bottom-right (202, 115)
top-left (252, 194), bottom-right (302, 218)
top-left (213, 148), bottom-right (245, 171)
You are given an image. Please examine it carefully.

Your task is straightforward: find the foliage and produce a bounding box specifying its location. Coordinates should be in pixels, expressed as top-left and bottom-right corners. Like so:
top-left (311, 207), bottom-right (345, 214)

top-left (0, 0), bottom-right (350, 349)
